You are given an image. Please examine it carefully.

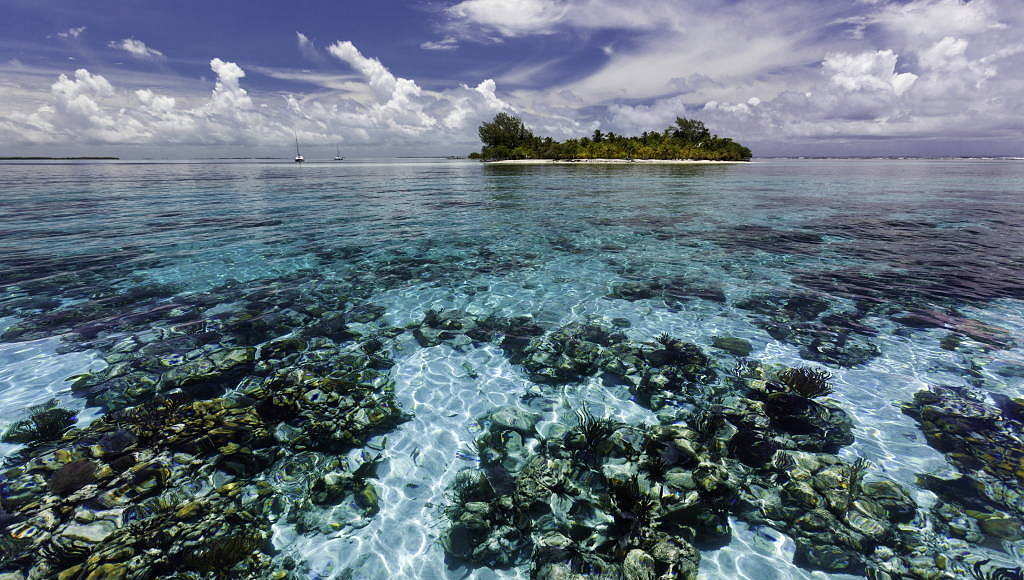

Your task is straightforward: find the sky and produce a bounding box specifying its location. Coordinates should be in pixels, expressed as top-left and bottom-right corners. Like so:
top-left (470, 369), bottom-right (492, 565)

top-left (1, 0), bottom-right (1022, 158)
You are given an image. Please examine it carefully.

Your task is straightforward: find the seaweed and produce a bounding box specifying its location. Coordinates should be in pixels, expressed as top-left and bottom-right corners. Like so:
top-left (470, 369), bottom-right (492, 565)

top-left (843, 457), bottom-right (869, 512)
top-left (562, 542), bottom-right (610, 575)
top-left (423, 308), bottom-right (444, 328)
top-left (643, 455), bottom-right (672, 496)
top-left (183, 530), bottom-right (265, 575)
top-left (1, 399), bottom-right (76, 444)
top-left (689, 408), bottom-right (723, 440)
top-left (606, 475), bottom-right (658, 547)
top-left (776, 367), bottom-right (835, 399)
top-left (39, 536), bottom-right (92, 569)
top-left (352, 451), bottom-right (384, 483)
top-left (654, 333), bottom-right (685, 351)
top-left (445, 470), bottom-right (494, 518)
top-left (574, 407), bottom-right (620, 454)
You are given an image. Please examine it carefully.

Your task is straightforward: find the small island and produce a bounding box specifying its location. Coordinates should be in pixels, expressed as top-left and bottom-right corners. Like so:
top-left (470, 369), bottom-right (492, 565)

top-left (469, 113), bottom-right (751, 163)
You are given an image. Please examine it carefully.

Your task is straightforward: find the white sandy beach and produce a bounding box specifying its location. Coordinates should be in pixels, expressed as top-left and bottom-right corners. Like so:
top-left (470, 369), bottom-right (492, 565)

top-left (484, 158), bottom-right (744, 165)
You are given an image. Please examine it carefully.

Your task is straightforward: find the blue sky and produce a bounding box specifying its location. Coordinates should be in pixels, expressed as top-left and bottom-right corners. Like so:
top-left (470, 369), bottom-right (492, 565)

top-left (1, 0), bottom-right (1022, 157)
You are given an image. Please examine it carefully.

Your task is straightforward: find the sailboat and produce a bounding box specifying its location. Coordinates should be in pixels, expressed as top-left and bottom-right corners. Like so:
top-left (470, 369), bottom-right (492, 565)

top-left (294, 137), bottom-right (305, 163)
top-left (334, 144), bottom-right (344, 161)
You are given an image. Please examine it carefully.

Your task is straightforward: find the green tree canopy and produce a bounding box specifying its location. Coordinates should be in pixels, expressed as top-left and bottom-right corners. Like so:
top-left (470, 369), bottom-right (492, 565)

top-left (474, 114), bottom-right (751, 161)
top-left (671, 117), bottom-right (712, 144)
top-left (478, 112), bottom-right (535, 151)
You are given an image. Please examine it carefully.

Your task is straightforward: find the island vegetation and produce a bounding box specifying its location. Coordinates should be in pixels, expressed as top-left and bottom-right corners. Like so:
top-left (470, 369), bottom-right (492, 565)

top-left (469, 113), bottom-right (752, 162)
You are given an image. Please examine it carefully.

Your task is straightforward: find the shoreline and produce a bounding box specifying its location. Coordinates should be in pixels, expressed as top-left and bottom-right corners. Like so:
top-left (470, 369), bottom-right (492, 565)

top-left (483, 158), bottom-right (744, 165)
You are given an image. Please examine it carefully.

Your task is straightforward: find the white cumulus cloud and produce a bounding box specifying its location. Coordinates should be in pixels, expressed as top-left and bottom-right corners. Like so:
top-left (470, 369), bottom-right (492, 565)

top-left (55, 27), bottom-right (86, 40)
top-left (108, 38), bottom-right (165, 60)
top-left (0, 42), bottom-right (540, 150)
top-left (823, 50), bottom-right (918, 96)
top-left (447, 0), bottom-right (570, 37)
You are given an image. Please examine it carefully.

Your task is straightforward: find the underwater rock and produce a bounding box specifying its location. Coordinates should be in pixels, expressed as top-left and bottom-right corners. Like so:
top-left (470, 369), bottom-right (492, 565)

top-left (661, 277), bottom-right (727, 306)
top-left (48, 460), bottom-right (99, 495)
top-left (60, 520), bottom-right (116, 544)
top-left (408, 309), bottom-right (545, 354)
top-left (159, 346), bottom-right (255, 395)
top-left (441, 327), bottom-right (982, 579)
top-left (734, 451), bottom-right (928, 576)
top-left (711, 336), bottom-right (752, 357)
top-left (902, 386), bottom-right (1024, 547)
top-left (902, 386), bottom-right (1023, 487)
top-left (442, 398), bottom-right (934, 578)
top-left (607, 280), bottom-right (661, 301)
top-left (622, 549), bottom-right (656, 580)
top-left (799, 331), bottom-right (881, 368)
top-left (894, 309), bottom-right (1014, 348)
top-left (485, 406), bottom-right (541, 436)
top-left (519, 320), bottom-right (630, 385)
top-left (606, 277), bottom-right (726, 307)
top-left (736, 293), bottom-right (830, 322)
top-left (734, 292), bottom-right (881, 367)
top-left (721, 363), bottom-right (854, 457)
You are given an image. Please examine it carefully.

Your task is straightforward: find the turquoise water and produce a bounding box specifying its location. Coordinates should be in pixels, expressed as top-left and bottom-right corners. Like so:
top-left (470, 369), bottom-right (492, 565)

top-left (1, 158), bottom-right (1023, 578)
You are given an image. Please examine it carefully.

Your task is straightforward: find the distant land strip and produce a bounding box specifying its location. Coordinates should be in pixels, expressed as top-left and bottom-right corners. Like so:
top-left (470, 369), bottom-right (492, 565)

top-left (0, 156), bottom-right (119, 160)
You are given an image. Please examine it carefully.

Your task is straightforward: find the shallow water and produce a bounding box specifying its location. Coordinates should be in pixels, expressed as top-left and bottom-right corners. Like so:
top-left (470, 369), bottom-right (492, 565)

top-left (2, 158), bottom-right (1023, 578)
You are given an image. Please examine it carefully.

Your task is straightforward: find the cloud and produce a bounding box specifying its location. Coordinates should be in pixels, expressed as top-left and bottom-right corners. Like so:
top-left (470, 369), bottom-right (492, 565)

top-left (604, 30), bottom-right (1024, 150)
top-left (108, 38), bottom-right (165, 60)
top-left (421, 37), bottom-right (459, 51)
top-left (29, 69), bottom-right (149, 142)
top-left (447, 0), bottom-right (570, 37)
top-left (296, 31), bottom-right (323, 61)
top-left (481, 1), bottom-right (858, 105)
top-left (823, 50), bottom-right (917, 96)
top-left (207, 58), bottom-right (253, 112)
top-left (0, 42), bottom-right (535, 149)
top-left (444, 0), bottom-right (1023, 152)
top-left (55, 27), bottom-right (86, 40)
top-left (871, 0), bottom-right (1005, 40)
top-left (5, 1), bottom-right (1024, 155)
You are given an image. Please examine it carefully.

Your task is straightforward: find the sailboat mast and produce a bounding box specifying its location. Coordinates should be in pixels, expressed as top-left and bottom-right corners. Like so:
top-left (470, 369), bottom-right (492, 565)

top-left (295, 137), bottom-right (300, 156)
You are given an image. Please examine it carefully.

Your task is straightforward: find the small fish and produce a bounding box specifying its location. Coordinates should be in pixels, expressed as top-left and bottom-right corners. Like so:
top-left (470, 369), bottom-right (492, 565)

top-left (411, 448), bottom-right (421, 466)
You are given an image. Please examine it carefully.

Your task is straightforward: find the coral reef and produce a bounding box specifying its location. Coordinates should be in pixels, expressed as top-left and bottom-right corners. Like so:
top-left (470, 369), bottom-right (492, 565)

top-left (442, 327), bottom-right (965, 579)
top-left (0, 338), bottom-right (408, 579)
top-left (902, 387), bottom-right (1024, 548)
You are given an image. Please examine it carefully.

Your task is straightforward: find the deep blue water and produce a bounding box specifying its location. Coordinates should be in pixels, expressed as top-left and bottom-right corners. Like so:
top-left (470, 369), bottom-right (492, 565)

top-left (1, 159), bottom-right (1022, 578)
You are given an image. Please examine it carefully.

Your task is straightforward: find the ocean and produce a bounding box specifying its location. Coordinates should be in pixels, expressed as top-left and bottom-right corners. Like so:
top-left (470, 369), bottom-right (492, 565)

top-left (1, 158), bottom-right (1022, 579)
